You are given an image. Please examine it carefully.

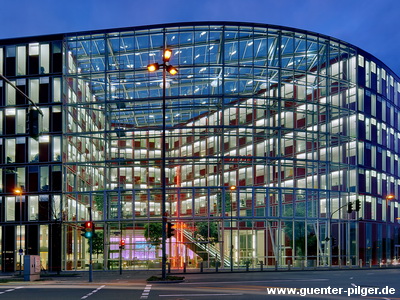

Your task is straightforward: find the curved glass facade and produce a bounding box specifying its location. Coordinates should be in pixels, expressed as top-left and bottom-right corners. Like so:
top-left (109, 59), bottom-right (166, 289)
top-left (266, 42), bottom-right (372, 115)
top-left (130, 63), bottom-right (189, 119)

top-left (60, 22), bottom-right (400, 270)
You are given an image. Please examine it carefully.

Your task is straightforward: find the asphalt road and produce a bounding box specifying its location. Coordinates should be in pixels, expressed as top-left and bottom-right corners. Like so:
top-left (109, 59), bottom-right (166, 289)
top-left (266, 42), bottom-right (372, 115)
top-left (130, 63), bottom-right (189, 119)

top-left (0, 268), bottom-right (399, 299)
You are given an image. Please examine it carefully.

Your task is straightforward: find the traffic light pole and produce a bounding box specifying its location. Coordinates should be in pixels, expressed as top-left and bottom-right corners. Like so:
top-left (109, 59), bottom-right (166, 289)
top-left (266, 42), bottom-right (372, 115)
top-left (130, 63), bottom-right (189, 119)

top-left (327, 200), bottom-right (360, 267)
top-left (89, 208), bottom-right (93, 283)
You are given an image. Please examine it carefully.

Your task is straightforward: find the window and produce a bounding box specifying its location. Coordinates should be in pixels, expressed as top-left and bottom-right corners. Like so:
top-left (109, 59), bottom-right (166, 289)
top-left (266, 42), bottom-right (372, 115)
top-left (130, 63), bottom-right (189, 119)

top-left (29, 138), bottom-right (39, 162)
top-left (53, 136), bottom-right (61, 161)
top-left (16, 109), bottom-right (26, 134)
top-left (29, 79), bottom-right (39, 103)
top-left (53, 78), bottom-right (61, 102)
top-left (6, 81), bottom-right (16, 105)
top-left (17, 46), bottom-right (26, 76)
top-left (29, 196), bottom-right (39, 221)
top-left (6, 197), bottom-right (15, 221)
top-left (0, 48), bottom-right (3, 75)
top-left (40, 44), bottom-right (50, 74)
top-left (5, 139), bottom-right (15, 163)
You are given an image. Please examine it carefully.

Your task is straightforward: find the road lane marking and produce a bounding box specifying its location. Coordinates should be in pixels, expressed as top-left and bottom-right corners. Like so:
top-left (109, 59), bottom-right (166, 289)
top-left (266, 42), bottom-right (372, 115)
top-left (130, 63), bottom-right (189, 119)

top-left (81, 285), bottom-right (105, 299)
top-left (159, 293), bottom-right (243, 297)
top-left (197, 286), bottom-right (263, 291)
top-left (140, 284), bottom-right (152, 299)
top-left (0, 287), bottom-right (23, 295)
top-left (181, 279), bottom-right (329, 285)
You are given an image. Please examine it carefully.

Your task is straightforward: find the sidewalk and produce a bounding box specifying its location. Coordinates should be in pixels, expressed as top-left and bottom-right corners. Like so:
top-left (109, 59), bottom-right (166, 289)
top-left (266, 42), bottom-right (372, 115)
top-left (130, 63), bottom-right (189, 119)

top-left (0, 270), bottom-right (161, 285)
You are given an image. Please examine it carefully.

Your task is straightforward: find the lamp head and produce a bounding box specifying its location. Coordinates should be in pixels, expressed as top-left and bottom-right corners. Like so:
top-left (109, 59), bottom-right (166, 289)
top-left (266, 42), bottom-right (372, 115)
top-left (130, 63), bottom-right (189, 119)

top-left (147, 63), bottom-right (160, 72)
top-left (166, 65), bottom-right (178, 75)
top-left (163, 49), bottom-right (173, 62)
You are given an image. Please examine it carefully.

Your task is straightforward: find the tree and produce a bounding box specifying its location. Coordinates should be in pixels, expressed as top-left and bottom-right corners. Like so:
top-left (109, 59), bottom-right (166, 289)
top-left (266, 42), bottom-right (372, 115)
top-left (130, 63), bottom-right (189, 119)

top-left (91, 231), bottom-right (104, 258)
top-left (194, 221), bottom-right (219, 244)
top-left (283, 204), bottom-right (318, 258)
top-left (144, 223), bottom-right (163, 247)
top-left (216, 191), bottom-right (231, 214)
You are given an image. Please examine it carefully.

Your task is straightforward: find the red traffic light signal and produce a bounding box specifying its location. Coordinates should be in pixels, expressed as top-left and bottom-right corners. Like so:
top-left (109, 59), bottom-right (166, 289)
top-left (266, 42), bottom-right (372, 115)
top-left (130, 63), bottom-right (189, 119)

top-left (119, 239), bottom-right (126, 249)
top-left (81, 221), bottom-right (94, 239)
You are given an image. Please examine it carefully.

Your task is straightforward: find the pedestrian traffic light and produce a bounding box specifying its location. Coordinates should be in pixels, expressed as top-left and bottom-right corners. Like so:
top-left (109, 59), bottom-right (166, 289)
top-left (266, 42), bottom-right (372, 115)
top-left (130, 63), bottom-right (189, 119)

top-left (28, 108), bottom-right (41, 140)
top-left (167, 222), bottom-right (175, 238)
top-left (347, 202), bottom-right (354, 213)
top-left (119, 239), bottom-right (126, 249)
top-left (355, 199), bottom-right (361, 211)
top-left (81, 221), bottom-right (94, 239)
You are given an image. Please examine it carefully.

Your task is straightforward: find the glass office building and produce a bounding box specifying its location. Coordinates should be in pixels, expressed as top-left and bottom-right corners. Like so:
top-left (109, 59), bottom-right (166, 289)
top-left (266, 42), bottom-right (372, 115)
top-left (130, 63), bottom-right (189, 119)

top-left (0, 22), bottom-right (399, 272)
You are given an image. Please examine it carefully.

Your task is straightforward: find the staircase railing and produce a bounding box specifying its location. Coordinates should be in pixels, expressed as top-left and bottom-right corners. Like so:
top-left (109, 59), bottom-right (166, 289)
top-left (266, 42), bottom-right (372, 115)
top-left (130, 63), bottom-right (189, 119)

top-left (181, 229), bottom-right (231, 267)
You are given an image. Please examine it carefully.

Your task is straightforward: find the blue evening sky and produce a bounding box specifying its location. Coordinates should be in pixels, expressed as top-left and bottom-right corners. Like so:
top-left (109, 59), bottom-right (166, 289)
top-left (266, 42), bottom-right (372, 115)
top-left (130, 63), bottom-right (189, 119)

top-left (1, 0), bottom-right (399, 75)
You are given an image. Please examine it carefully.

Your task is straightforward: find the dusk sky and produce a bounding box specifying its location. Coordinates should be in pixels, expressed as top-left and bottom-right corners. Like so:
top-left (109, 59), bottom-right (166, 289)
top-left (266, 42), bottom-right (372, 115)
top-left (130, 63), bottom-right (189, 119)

top-left (1, 0), bottom-right (399, 74)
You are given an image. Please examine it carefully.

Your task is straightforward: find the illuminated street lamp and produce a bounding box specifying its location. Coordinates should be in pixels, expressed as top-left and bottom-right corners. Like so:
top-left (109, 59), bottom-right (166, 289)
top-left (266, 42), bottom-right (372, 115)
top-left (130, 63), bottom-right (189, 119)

top-left (147, 48), bottom-right (178, 280)
top-left (14, 188), bottom-right (23, 275)
top-left (229, 185), bottom-right (237, 271)
top-left (386, 194), bottom-right (395, 223)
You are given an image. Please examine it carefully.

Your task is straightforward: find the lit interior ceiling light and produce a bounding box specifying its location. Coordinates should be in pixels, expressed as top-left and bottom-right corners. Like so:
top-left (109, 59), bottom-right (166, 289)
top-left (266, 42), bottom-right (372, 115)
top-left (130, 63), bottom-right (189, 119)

top-left (247, 41), bottom-right (254, 46)
top-left (230, 50), bottom-right (237, 56)
top-left (200, 32), bottom-right (207, 36)
top-left (159, 82), bottom-right (171, 88)
top-left (199, 67), bottom-right (207, 73)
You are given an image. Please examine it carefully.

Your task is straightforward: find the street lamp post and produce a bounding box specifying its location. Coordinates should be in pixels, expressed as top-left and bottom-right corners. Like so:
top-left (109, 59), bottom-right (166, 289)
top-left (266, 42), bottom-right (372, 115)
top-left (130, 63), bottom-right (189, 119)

top-left (386, 195), bottom-right (395, 224)
top-left (147, 48), bottom-right (178, 280)
top-left (229, 185), bottom-right (236, 271)
top-left (385, 194), bottom-right (395, 264)
top-left (14, 188), bottom-right (23, 275)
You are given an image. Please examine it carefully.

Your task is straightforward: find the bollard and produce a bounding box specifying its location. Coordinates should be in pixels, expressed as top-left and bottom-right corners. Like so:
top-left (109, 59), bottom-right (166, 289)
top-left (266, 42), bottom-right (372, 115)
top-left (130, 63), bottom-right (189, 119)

top-left (313, 260), bottom-right (317, 270)
top-left (288, 260), bottom-right (291, 271)
top-left (259, 261), bottom-right (264, 272)
top-left (246, 261), bottom-right (250, 272)
top-left (216, 261), bottom-right (219, 272)
top-left (200, 261), bottom-right (203, 273)
top-left (183, 262), bottom-right (187, 273)
top-left (275, 261), bottom-right (278, 271)
top-left (359, 259), bottom-right (363, 268)
top-left (301, 260), bottom-right (305, 270)
top-left (167, 262), bottom-right (171, 274)
top-left (369, 260), bottom-right (372, 268)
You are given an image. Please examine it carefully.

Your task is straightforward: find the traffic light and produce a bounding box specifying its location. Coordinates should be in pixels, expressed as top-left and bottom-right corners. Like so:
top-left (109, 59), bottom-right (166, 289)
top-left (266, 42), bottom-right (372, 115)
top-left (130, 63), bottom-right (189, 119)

top-left (119, 239), bottom-right (126, 250)
top-left (167, 222), bottom-right (175, 238)
top-left (355, 199), bottom-right (361, 211)
top-left (81, 221), bottom-right (94, 239)
top-left (28, 108), bottom-right (41, 140)
top-left (347, 202), bottom-right (354, 213)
